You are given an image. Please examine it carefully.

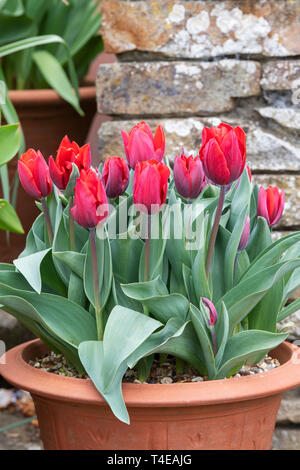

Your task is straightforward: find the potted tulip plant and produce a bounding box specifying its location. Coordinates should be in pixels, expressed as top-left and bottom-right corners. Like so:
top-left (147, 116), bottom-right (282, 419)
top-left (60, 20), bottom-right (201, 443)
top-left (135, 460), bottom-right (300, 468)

top-left (1, 122), bottom-right (300, 450)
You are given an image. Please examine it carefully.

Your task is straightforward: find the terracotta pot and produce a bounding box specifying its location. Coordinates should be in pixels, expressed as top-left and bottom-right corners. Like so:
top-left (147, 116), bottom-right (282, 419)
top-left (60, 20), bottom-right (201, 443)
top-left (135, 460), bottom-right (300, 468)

top-left (0, 86), bottom-right (97, 263)
top-left (1, 339), bottom-right (300, 450)
top-left (9, 86), bottom-right (97, 157)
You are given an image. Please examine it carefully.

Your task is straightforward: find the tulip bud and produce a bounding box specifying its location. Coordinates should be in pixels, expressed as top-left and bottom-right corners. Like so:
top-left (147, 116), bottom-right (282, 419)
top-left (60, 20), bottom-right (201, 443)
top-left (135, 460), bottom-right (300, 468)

top-left (199, 123), bottom-right (246, 186)
top-left (18, 149), bottom-right (52, 199)
top-left (173, 153), bottom-right (206, 199)
top-left (257, 186), bottom-right (285, 227)
top-left (133, 159), bottom-right (170, 215)
top-left (71, 168), bottom-right (109, 229)
top-left (238, 216), bottom-right (250, 251)
top-left (121, 121), bottom-right (165, 170)
top-left (49, 135), bottom-right (91, 190)
top-left (201, 297), bottom-right (218, 326)
top-left (102, 156), bottom-right (130, 199)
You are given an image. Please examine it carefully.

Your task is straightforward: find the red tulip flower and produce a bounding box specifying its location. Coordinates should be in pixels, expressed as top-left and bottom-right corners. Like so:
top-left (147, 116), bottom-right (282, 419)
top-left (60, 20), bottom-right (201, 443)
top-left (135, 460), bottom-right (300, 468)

top-left (18, 149), bottom-right (52, 199)
top-left (71, 168), bottom-right (109, 229)
top-left (199, 123), bottom-right (246, 186)
top-left (102, 156), bottom-right (130, 199)
top-left (49, 135), bottom-right (91, 190)
top-left (257, 186), bottom-right (285, 227)
top-left (121, 121), bottom-right (165, 170)
top-left (133, 159), bottom-right (170, 215)
top-left (174, 153), bottom-right (206, 199)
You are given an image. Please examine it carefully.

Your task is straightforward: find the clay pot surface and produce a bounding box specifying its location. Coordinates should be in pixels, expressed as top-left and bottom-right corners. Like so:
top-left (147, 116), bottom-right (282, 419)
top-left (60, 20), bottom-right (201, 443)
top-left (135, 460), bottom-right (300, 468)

top-left (1, 339), bottom-right (300, 450)
top-left (9, 86), bottom-right (97, 158)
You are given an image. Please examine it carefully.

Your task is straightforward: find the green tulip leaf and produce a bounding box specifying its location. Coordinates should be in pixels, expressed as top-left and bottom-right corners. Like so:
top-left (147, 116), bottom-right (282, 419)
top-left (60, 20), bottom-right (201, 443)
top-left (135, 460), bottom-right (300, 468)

top-left (14, 248), bottom-right (51, 293)
top-left (214, 330), bottom-right (288, 379)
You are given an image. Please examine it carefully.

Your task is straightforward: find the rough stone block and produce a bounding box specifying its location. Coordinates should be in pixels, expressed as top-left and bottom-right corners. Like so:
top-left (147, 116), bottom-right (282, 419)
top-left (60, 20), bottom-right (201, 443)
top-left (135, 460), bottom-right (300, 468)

top-left (98, 116), bottom-right (300, 172)
top-left (262, 61), bottom-right (300, 92)
top-left (101, 1), bottom-right (300, 59)
top-left (96, 61), bottom-right (261, 116)
top-left (272, 426), bottom-right (300, 450)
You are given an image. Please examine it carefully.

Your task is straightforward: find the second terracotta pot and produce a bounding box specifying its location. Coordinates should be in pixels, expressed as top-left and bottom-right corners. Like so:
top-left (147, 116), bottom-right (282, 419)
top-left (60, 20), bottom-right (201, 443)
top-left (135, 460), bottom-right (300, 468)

top-left (0, 86), bottom-right (97, 263)
top-left (1, 339), bottom-right (300, 450)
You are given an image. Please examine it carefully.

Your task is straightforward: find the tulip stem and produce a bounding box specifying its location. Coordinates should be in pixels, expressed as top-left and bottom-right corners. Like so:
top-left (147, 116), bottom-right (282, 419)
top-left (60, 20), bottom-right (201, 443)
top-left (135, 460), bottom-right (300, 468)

top-left (90, 228), bottom-right (103, 341)
top-left (206, 186), bottom-right (226, 279)
top-left (144, 216), bottom-right (151, 282)
top-left (69, 196), bottom-right (76, 251)
top-left (41, 198), bottom-right (53, 246)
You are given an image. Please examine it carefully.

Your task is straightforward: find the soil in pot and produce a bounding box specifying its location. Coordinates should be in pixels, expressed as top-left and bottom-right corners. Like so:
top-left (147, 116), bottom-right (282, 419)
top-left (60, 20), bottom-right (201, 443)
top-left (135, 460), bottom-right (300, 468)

top-left (28, 351), bottom-right (281, 383)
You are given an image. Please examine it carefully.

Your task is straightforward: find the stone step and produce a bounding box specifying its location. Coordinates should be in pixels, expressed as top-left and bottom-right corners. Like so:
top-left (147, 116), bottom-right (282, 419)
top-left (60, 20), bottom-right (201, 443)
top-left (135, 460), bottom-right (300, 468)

top-left (96, 60), bottom-right (261, 116)
top-left (98, 117), bottom-right (300, 172)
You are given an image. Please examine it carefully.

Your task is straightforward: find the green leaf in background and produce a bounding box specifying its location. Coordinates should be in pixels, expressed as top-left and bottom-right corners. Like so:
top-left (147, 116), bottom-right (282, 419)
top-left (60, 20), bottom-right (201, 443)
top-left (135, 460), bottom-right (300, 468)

top-left (0, 199), bottom-right (24, 233)
top-left (0, 16), bottom-right (33, 45)
top-left (0, 124), bottom-right (20, 166)
top-left (33, 50), bottom-right (83, 115)
top-left (1, 0), bottom-right (24, 16)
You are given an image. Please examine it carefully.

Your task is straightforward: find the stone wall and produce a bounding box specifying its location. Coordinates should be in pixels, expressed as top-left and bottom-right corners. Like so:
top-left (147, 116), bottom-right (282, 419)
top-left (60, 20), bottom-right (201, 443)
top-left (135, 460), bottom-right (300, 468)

top-left (97, 0), bottom-right (300, 450)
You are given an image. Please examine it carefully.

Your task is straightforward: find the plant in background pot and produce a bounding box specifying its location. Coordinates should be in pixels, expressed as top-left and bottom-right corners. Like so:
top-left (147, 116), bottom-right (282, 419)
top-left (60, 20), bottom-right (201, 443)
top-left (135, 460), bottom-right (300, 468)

top-left (1, 122), bottom-right (300, 451)
top-left (0, 0), bottom-right (103, 261)
top-left (0, 120), bottom-right (23, 235)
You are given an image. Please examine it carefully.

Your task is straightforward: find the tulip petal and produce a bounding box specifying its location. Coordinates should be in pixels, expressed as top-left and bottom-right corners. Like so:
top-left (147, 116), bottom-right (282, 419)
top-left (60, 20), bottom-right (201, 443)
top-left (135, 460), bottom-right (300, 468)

top-left (72, 179), bottom-right (98, 228)
top-left (33, 151), bottom-right (52, 198)
top-left (234, 126), bottom-right (247, 161)
top-left (121, 129), bottom-right (130, 161)
top-left (153, 125), bottom-right (165, 159)
top-left (220, 130), bottom-right (245, 183)
top-left (174, 156), bottom-right (192, 199)
top-left (270, 189), bottom-right (285, 227)
top-left (202, 139), bottom-right (230, 186)
top-left (18, 160), bottom-right (42, 199)
top-left (79, 143), bottom-right (92, 170)
top-left (49, 156), bottom-right (65, 190)
top-left (257, 186), bottom-right (270, 226)
top-left (129, 131), bottom-right (155, 169)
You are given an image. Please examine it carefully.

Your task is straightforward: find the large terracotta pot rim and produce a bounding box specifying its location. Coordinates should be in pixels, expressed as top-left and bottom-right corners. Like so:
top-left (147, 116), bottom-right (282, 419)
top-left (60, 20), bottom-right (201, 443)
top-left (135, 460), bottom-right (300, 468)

top-left (1, 339), bottom-right (300, 409)
top-left (8, 85), bottom-right (95, 107)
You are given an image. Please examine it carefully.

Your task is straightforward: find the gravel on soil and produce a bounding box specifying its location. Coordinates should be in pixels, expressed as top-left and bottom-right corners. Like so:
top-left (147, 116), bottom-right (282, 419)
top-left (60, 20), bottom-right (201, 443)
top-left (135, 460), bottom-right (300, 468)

top-left (29, 353), bottom-right (280, 384)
